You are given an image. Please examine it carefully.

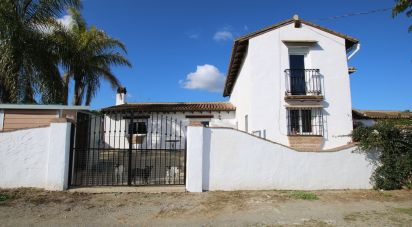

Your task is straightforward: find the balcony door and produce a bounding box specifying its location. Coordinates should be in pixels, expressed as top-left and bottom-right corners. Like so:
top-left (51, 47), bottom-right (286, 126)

top-left (289, 55), bottom-right (306, 95)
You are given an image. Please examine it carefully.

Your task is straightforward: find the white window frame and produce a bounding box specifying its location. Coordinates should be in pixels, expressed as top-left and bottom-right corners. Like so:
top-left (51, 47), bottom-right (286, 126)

top-left (288, 46), bottom-right (311, 69)
top-left (287, 47), bottom-right (314, 95)
top-left (289, 108), bottom-right (314, 135)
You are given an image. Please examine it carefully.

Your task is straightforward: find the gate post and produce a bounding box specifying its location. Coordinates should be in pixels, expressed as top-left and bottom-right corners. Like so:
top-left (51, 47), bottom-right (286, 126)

top-left (186, 122), bottom-right (204, 192)
top-left (67, 122), bottom-right (75, 188)
top-left (45, 119), bottom-right (72, 190)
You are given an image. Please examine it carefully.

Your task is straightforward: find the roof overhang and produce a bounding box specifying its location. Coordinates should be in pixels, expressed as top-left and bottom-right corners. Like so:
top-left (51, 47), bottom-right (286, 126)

top-left (352, 109), bottom-right (412, 120)
top-left (101, 102), bottom-right (236, 113)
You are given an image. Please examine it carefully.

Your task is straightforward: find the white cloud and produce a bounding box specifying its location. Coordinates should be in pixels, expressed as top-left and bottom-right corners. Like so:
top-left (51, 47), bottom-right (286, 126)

top-left (57, 14), bottom-right (73, 28)
top-left (188, 33), bottom-right (200, 39)
top-left (213, 25), bottom-right (235, 42)
top-left (213, 30), bottom-right (233, 42)
top-left (181, 64), bottom-right (226, 92)
top-left (36, 14), bottom-right (73, 33)
top-left (186, 29), bottom-right (201, 39)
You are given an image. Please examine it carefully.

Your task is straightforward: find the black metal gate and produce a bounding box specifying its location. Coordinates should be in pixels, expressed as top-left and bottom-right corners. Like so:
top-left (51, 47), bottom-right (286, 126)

top-left (69, 111), bottom-right (186, 187)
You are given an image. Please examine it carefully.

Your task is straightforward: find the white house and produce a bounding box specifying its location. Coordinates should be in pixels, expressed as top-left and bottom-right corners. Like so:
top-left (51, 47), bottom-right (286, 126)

top-left (102, 15), bottom-right (359, 151)
top-left (98, 92), bottom-right (236, 150)
top-left (2, 16), bottom-right (384, 191)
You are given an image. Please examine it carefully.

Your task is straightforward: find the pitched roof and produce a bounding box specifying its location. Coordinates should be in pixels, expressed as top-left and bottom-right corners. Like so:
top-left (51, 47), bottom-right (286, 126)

top-left (101, 102), bottom-right (236, 112)
top-left (352, 109), bottom-right (412, 120)
top-left (0, 104), bottom-right (89, 110)
top-left (223, 17), bottom-right (359, 97)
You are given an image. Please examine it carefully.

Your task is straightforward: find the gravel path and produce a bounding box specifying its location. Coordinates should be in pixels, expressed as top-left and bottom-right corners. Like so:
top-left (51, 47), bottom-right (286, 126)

top-left (0, 188), bottom-right (411, 226)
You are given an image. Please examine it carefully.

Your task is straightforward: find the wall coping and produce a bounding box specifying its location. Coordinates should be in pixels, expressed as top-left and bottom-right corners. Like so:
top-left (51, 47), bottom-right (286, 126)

top-left (50, 118), bottom-right (73, 123)
top-left (0, 125), bottom-right (50, 133)
top-left (0, 118), bottom-right (72, 133)
top-left (204, 126), bottom-right (358, 153)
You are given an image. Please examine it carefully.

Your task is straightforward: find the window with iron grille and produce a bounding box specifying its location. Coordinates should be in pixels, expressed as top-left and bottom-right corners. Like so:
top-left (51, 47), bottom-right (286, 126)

top-left (287, 108), bottom-right (323, 136)
top-left (129, 121), bottom-right (148, 134)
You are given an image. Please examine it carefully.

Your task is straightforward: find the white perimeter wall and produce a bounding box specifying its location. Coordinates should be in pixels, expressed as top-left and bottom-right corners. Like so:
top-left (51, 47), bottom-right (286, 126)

top-left (229, 23), bottom-right (354, 149)
top-left (187, 126), bottom-right (376, 192)
top-left (0, 122), bottom-right (71, 190)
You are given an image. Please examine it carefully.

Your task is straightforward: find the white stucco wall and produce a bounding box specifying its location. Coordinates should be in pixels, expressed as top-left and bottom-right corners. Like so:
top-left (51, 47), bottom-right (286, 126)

top-left (0, 123), bottom-right (71, 190)
top-left (186, 126), bottom-right (204, 192)
top-left (0, 127), bottom-right (50, 188)
top-left (229, 23), bottom-right (354, 149)
top-left (46, 123), bottom-right (72, 190)
top-left (186, 126), bottom-right (376, 192)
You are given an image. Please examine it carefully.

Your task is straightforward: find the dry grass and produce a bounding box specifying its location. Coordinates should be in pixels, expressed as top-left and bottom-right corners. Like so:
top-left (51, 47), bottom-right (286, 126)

top-left (393, 207), bottom-right (412, 216)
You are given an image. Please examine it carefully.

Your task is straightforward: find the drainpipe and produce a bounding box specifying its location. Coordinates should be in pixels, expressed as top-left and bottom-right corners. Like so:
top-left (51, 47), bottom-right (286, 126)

top-left (347, 43), bottom-right (360, 60)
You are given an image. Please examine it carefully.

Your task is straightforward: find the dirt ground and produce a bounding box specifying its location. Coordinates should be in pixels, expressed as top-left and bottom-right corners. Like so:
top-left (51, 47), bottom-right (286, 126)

top-left (1, 188), bottom-right (412, 226)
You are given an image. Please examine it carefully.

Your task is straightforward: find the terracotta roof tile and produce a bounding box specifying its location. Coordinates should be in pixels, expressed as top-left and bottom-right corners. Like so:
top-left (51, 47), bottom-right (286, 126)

top-left (102, 102), bottom-right (236, 112)
top-left (352, 109), bottom-right (412, 119)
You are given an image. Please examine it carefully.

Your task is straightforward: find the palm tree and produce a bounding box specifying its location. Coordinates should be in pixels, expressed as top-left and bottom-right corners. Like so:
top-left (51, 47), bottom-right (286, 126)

top-left (56, 9), bottom-right (131, 106)
top-left (0, 0), bottom-right (81, 103)
top-left (393, 0), bottom-right (412, 32)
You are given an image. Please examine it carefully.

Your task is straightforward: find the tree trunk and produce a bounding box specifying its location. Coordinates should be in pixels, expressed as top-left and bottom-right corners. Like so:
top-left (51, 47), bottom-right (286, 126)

top-left (62, 82), bottom-right (69, 105)
top-left (23, 79), bottom-right (36, 104)
top-left (85, 86), bottom-right (92, 106)
top-left (72, 77), bottom-right (83, 105)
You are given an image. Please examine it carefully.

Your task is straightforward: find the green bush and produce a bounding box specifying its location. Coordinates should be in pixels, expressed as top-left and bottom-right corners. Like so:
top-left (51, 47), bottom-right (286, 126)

top-left (0, 194), bottom-right (13, 202)
top-left (352, 121), bottom-right (412, 190)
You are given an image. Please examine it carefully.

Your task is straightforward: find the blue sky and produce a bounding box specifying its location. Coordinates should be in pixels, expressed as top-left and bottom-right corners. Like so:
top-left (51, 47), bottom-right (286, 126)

top-left (71, 0), bottom-right (411, 110)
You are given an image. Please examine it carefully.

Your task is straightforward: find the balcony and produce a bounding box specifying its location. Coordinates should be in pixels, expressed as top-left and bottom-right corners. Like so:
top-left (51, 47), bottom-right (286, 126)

top-left (285, 69), bottom-right (323, 101)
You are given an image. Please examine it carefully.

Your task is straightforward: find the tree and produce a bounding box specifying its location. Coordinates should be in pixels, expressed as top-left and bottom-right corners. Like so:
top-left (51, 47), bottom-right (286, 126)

top-left (56, 8), bottom-right (131, 106)
top-left (352, 121), bottom-right (412, 189)
top-left (0, 0), bottom-right (81, 104)
top-left (392, 0), bottom-right (412, 32)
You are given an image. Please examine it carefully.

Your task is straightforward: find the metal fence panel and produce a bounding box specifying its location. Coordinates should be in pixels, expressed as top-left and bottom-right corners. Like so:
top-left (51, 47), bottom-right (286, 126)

top-left (69, 111), bottom-right (186, 187)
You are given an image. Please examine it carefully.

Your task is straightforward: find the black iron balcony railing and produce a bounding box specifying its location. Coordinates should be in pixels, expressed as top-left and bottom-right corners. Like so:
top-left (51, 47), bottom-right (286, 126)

top-left (285, 69), bottom-right (322, 96)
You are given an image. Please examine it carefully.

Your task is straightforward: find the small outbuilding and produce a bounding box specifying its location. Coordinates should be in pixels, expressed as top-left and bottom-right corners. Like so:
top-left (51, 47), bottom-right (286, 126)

top-left (0, 104), bottom-right (89, 132)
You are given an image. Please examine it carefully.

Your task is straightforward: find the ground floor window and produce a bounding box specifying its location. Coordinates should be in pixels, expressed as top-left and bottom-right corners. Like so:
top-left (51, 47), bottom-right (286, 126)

top-left (129, 121), bottom-right (148, 134)
top-left (287, 108), bottom-right (323, 136)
